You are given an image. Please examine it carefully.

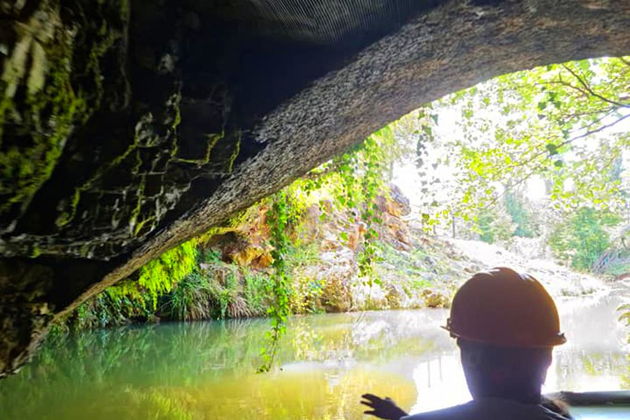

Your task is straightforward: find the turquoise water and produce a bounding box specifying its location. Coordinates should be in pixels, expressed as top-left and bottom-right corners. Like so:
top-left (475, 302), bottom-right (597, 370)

top-left (0, 293), bottom-right (627, 419)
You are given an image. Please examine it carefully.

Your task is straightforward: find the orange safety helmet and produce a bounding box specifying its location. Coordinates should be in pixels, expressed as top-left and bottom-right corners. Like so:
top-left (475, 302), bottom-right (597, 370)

top-left (444, 267), bottom-right (566, 348)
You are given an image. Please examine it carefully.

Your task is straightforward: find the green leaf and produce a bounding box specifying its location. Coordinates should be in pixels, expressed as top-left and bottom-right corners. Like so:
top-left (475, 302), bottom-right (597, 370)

top-left (545, 143), bottom-right (559, 156)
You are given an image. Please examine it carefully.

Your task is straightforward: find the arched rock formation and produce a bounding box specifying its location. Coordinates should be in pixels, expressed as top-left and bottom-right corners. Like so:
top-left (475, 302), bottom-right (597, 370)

top-left (0, 0), bottom-right (629, 376)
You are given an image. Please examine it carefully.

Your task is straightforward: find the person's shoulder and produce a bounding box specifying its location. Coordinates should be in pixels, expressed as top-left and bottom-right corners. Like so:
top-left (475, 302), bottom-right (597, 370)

top-left (401, 402), bottom-right (475, 420)
top-left (401, 399), bottom-right (571, 420)
top-left (473, 398), bottom-right (572, 420)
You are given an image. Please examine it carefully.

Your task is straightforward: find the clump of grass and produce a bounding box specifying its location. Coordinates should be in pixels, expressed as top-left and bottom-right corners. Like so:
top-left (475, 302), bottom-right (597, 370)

top-left (161, 271), bottom-right (214, 321)
top-left (243, 270), bottom-right (270, 316)
top-left (161, 256), bottom-right (268, 321)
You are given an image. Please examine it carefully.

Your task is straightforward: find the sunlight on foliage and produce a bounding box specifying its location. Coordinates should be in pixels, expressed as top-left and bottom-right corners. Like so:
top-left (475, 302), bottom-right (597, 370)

top-left (106, 240), bottom-right (198, 311)
top-left (549, 207), bottom-right (621, 271)
top-left (404, 56), bottom-right (629, 270)
top-left (413, 56), bottom-right (628, 223)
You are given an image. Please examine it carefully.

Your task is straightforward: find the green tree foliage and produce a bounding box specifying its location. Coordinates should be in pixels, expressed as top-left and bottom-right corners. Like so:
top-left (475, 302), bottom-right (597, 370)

top-left (476, 205), bottom-right (514, 244)
top-left (407, 56), bottom-right (629, 259)
top-left (549, 207), bottom-right (621, 271)
top-left (416, 57), bottom-right (628, 213)
top-left (451, 57), bottom-right (629, 214)
top-left (504, 192), bottom-right (538, 238)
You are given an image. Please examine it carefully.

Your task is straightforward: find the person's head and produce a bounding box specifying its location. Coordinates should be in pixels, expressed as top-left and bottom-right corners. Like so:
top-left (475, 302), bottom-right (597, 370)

top-left (444, 267), bottom-right (566, 403)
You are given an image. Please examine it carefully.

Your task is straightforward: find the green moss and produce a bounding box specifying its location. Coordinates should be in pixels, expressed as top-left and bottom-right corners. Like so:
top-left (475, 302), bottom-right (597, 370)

top-left (1, 0), bottom-right (130, 222)
top-left (29, 244), bottom-right (42, 258)
top-left (0, 39), bottom-right (87, 215)
top-left (55, 190), bottom-right (81, 228)
top-left (128, 172), bottom-right (146, 236)
top-left (138, 240), bottom-right (198, 310)
top-left (56, 139), bottom-right (141, 228)
top-left (171, 96), bottom-right (182, 129)
top-left (226, 131), bottom-right (241, 173)
top-left (172, 132), bottom-right (223, 165)
top-left (133, 215), bottom-right (155, 237)
top-left (195, 207), bottom-right (251, 244)
top-left (106, 239), bottom-right (198, 311)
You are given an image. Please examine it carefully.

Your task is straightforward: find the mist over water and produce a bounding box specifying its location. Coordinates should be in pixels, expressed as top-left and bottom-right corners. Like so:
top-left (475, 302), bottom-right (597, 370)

top-left (0, 293), bottom-right (626, 420)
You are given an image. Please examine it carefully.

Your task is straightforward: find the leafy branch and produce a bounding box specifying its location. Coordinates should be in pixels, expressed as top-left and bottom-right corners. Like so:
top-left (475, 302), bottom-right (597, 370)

top-left (561, 64), bottom-right (630, 109)
top-left (257, 191), bottom-right (292, 373)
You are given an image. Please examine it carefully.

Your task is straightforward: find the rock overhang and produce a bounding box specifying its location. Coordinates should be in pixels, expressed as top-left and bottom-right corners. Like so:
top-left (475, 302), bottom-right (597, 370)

top-left (0, 0), bottom-right (629, 376)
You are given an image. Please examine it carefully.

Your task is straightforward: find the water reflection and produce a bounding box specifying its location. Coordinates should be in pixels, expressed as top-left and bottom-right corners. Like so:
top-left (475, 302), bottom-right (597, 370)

top-left (0, 294), bottom-right (626, 419)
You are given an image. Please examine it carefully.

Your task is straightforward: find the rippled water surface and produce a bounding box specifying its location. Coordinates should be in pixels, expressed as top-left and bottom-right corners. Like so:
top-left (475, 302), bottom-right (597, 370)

top-left (0, 293), bottom-right (627, 419)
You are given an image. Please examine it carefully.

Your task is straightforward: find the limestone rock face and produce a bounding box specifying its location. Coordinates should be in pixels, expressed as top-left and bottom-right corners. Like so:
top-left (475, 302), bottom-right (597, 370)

top-left (1, 0), bottom-right (629, 376)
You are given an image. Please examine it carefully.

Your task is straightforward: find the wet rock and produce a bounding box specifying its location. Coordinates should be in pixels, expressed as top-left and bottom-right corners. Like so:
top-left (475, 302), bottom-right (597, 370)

top-left (421, 289), bottom-right (450, 308)
top-left (385, 283), bottom-right (406, 309)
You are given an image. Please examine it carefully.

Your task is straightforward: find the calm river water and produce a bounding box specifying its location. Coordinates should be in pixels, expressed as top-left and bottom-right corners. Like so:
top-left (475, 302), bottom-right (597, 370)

top-left (0, 293), bottom-right (627, 419)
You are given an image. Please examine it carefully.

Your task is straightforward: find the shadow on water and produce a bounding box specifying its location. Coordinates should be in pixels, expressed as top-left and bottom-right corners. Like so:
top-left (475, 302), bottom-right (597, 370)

top-left (0, 294), bottom-right (627, 419)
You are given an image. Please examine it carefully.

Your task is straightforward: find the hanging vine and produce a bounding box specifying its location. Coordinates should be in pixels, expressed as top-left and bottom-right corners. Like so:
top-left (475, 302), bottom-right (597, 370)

top-left (333, 126), bottom-right (398, 283)
top-left (257, 190), bottom-right (293, 373)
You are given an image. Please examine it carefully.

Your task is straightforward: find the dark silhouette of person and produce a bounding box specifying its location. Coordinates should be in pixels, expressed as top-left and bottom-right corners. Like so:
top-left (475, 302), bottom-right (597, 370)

top-left (361, 267), bottom-right (572, 420)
